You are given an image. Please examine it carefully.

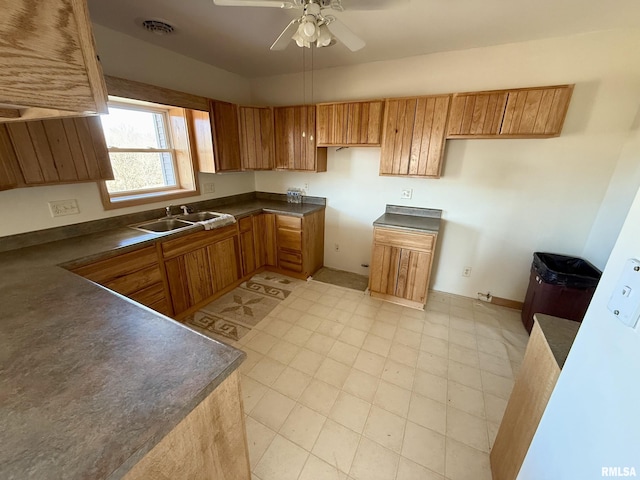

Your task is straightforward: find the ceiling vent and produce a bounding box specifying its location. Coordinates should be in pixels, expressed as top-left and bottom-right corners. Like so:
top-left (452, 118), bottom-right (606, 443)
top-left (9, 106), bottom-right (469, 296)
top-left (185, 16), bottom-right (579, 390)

top-left (141, 19), bottom-right (175, 35)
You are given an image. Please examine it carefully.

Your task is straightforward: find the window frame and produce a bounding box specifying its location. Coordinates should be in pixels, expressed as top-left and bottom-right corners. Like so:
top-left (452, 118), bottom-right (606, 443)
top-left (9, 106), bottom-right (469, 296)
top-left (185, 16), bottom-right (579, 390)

top-left (98, 96), bottom-right (200, 210)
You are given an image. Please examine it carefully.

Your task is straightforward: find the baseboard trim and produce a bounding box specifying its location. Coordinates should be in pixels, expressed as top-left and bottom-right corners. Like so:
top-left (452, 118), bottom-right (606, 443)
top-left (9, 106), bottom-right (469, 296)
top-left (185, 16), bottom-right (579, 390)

top-left (491, 296), bottom-right (524, 310)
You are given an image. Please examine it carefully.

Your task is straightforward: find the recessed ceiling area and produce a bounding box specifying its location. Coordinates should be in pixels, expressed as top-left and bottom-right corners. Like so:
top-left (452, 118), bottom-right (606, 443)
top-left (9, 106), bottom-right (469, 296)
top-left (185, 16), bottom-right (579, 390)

top-left (87, 0), bottom-right (640, 78)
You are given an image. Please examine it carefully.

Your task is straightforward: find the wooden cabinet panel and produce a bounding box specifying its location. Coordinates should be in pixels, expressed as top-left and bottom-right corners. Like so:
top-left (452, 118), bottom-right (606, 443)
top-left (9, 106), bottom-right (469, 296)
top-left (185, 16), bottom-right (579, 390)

top-left (262, 213), bottom-right (278, 267)
top-left (72, 246), bottom-right (158, 284)
top-left (447, 92), bottom-right (508, 137)
top-left (369, 227), bottom-right (437, 309)
top-left (240, 228), bottom-right (257, 277)
top-left (185, 247), bottom-right (215, 305)
top-left (276, 215), bottom-right (302, 230)
top-left (0, 0), bottom-right (108, 122)
top-left (161, 224), bottom-right (237, 259)
top-left (2, 116), bottom-right (112, 187)
top-left (187, 109), bottom-right (215, 173)
top-left (209, 100), bottom-right (241, 172)
top-left (239, 106), bottom-right (275, 170)
top-left (274, 105), bottom-right (327, 172)
top-left (500, 85), bottom-right (573, 137)
top-left (277, 228), bottom-right (303, 252)
top-left (209, 237), bottom-right (241, 291)
top-left (380, 96), bottom-right (450, 178)
top-left (0, 125), bottom-right (18, 189)
top-left (103, 265), bottom-right (162, 297)
top-left (317, 101), bottom-right (384, 146)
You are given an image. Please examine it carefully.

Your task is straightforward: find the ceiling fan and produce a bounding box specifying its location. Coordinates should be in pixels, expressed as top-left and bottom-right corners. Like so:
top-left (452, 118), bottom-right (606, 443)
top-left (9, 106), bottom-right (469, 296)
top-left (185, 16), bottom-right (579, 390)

top-left (212, 0), bottom-right (405, 52)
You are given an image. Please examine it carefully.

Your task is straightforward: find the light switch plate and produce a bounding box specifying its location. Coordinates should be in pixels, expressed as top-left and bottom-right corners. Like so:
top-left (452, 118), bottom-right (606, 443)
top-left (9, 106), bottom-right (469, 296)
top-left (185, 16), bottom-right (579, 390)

top-left (607, 258), bottom-right (640, 328)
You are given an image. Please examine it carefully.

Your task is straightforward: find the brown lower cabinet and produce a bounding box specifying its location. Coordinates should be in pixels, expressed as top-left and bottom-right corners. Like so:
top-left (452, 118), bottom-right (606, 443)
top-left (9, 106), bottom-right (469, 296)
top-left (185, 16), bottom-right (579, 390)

top-left (71, 209), bottom-right (324, 320)
top-left (369, 226), bottom-right (437, 308)
top-left (161, 224), bottom-right (241, 316)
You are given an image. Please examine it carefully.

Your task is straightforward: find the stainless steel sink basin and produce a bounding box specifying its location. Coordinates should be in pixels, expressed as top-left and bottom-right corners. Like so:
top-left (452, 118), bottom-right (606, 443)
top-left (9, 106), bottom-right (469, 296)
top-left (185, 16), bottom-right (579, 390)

top-left (176, 211), bottom-right (222, 222)
top-left (133, 218), bottom-right (196, 234)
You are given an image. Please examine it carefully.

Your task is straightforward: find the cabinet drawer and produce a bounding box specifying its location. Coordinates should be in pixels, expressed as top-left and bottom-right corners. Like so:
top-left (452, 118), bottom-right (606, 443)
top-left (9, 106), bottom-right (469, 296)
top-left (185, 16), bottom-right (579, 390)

top-left (279, 250), bottom-right (302, 265)
top-left (374, 227), bottom-right (435, 252)
top-left (129, 281), bottom-right (166, 307)
top-left (161, 224), bottom-right (237, 258)
top-left (238, 216), bottom-right (253, 233)
top-left (280, 260), bottom-right (303, 273)
top-left (72, 246), bottom-right (158, 284)
top-left (277, 228), bottom-right (302, 252)
top-left (276, 215), bottom-right (302, 230)
top-left (103, 265), bottom-right (162, 296)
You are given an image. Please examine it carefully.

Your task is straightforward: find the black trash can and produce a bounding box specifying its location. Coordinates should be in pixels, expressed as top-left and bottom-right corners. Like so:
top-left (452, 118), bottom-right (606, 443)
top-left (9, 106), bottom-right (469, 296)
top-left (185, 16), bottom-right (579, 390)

top-left (521, 252), bottom-right (602, 334)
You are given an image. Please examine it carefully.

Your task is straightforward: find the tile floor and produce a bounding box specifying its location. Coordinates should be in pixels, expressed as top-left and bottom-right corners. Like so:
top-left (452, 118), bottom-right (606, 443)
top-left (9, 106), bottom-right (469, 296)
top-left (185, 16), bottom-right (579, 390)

top-left (225, 280), bottom-right (529, 480)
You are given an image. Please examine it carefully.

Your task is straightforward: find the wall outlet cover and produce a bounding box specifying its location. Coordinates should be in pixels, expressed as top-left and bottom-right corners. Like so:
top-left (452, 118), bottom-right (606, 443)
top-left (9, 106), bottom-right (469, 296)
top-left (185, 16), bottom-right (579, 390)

top-left (401, 189), bottom-right (413, 199)
top-left (48, 199), bottom-right (80, 217)
top-left (203, 182), bottom-right (215, 194)
top-left (607, 258), bottom-right (640, 328)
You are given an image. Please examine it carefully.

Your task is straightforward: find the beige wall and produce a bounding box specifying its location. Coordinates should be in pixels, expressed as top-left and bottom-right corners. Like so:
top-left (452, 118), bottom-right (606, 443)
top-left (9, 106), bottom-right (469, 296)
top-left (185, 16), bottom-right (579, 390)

top-left (0, 26), bottom-right (255, 237)
top-left (253, 29), bottom-right (640, 301)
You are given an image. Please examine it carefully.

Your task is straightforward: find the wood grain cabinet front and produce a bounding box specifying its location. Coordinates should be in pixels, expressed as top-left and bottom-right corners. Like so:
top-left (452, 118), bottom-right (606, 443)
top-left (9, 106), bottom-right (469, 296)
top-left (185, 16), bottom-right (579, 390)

top-left (275, 210), bottom-right (324, 279)
top-left (316, 100), bottom-right (384, 146)
top-left (380, 95), bottom-right (451, 178)
top-left (447, 84), bottom-right (574, 139)
top-left (0, 0), bottom-right (108, 122)
top-left (274, 105), bottom-right (327, 172)
top-left (161, 225), bottom-right (241, 317)
top-left (239, 106), bottom-right (275, 171)
top-left (0, 116), bottom-right (113, 189)
top-left (71, 246), bottom-right (172, 316)
top-left (369, 227), bottom-right (437, 309)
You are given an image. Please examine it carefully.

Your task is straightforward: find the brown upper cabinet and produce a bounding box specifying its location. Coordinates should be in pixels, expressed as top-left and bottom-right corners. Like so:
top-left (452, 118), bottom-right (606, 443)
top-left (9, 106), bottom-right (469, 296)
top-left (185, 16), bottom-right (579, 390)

top-left (447, 85), bottom-right (574, 139)
top-left (316, 100), bottom-right (384, 146)
top-left (0, 0), bottom-right (108, 123)
top-left (274, 105), bottom-right (327, 172)
top-left (209, 100), bottom-right (242, 172)
top-left (380, 95), bottom-right (451, 178)
top-left (239, 106), bottom-right (275, 171)
top-left (0, 116), bottom-right (113, 188)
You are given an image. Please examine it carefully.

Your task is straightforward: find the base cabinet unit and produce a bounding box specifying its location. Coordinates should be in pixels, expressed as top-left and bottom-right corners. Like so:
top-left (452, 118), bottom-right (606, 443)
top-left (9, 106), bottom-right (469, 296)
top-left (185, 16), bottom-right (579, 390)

top-left (123, 370), bottom-right (251, 480)
top-left (70, 246), bottom-right (172, 315)
top-left (369, 227), bottom-right (437, 308)
top-left (275, 210), bottom-right (325, 279)
top-left (161, 225), bottom-right (241, 317)
top-left (380, 95), bottom-right (451, 178)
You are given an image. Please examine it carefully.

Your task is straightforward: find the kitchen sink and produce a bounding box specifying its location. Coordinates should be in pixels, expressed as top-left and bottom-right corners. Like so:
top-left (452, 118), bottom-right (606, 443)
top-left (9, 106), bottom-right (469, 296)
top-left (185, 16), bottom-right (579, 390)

top-left (176, 211), bottom-right (223, 222)
top-left (132, 218), bottom-right (197, 234)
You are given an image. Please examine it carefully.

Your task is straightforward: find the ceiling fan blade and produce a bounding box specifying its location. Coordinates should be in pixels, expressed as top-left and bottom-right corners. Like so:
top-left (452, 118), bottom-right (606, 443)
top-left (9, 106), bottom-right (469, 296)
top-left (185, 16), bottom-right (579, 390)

top-left (213, 0), bottom-right (297, 8)
top-left (326, 19), bottom-right (365, 51)
top-left (270, 19), bottom-right (300, 50)
top-left (337, 0), bottom-right (409, 11)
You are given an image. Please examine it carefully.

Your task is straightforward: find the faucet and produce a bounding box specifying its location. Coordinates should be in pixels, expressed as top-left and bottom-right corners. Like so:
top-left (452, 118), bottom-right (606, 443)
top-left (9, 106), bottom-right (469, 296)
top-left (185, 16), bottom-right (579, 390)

top-left (165, 205), bottom-right (173, 217)
top-left (180, 205), bottom-right (192, 215)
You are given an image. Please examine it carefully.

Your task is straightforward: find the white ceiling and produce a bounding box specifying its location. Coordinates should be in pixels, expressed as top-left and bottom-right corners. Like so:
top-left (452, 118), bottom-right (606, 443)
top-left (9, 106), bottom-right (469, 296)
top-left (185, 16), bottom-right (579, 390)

top-left (87, 0), bottom-right (640, 78)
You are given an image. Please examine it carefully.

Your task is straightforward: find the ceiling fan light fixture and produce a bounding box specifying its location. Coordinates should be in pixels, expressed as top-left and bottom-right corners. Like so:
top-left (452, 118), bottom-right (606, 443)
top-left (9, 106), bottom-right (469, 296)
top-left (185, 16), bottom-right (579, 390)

top-left (316, 23), bottom-right (332, 47)
top-left (292, 14), bottom-right (319, 48)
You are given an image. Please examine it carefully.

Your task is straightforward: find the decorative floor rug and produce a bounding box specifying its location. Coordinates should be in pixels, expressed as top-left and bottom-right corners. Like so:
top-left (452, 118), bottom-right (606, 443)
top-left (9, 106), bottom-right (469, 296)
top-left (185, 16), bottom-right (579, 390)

top-left (185, 272), bottom-right (301, 343)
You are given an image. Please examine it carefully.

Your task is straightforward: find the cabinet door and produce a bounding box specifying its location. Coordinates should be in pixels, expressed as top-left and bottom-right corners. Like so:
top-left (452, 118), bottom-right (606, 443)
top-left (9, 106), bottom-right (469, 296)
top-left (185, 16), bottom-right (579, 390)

top-left (0, 125), bottom-right (18, 189)
top-left (380, 98), bottom-right (417, 175)
top-left (239, 106), bottom-right (274, 170)
top-left (347, 101), bottom-right (383, 146)
top-left (208, 236), bottom-right (240, 291)
top-left (408, 96), bottom-right (450, 177)
top-left (210, 100), bottom-right (241, 172)
top-left (165, 247), bottom-right (215, 315)
top-left (397, 249), bottom-right (432, 303)
top-left (239, 217), bottom-right (257, 276)
top-left (316, 103), bottom-right (348, 145)
top-left (0, 0), bottom-right (108, 122)
top-left (274, 105), bottom-right (325, 172)
top-left (369, 244), bottom-right (401, 295)
top-left (500, 85), bottom-right (573, 137)
top-left (447, 92), bottom-right (508, 138)
top-left (4, 116), bottom-right (112, 185)
top-left (253, 214), bottom-right (277, 269)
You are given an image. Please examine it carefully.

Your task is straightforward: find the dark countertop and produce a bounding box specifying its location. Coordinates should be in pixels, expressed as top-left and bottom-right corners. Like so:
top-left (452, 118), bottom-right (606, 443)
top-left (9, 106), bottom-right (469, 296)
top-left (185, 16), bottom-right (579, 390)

top-left (0, 198), bottom-right (324, 479)
top-left (534, 313), bottom-right (581, 369)
top-left (373, 205), bottom-right (442, 234)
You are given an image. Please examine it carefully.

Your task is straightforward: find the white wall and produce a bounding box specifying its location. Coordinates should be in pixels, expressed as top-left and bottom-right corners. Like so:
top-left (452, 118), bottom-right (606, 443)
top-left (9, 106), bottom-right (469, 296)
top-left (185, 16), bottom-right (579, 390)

top-left (0, 26), bottom-right (255, 237)
top-left (518, 174), bottom-right (640, 478)
top-left (253, 29), bottom-right (640, 301)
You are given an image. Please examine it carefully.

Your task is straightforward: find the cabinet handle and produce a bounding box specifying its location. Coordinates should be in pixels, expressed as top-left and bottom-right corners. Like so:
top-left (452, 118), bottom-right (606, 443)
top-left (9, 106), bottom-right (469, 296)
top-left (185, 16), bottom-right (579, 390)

top-left (310, 135), bottom-right (314, 142)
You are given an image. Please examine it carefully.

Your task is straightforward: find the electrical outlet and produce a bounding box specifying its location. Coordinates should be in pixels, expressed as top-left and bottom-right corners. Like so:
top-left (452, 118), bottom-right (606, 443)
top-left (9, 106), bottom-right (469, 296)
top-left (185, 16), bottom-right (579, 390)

top-left (334, 243), bottom-right (340, 252)
top-left (203, 182), bottom-right (215, 194)
top-left (463, 266), bottom-right (472, 277)
top-left (48, 199), bottom-right (80, 217)
top-left (401, 189), bottom-right (413, 199)
top-left (303, 182), bottom-right (309, 190)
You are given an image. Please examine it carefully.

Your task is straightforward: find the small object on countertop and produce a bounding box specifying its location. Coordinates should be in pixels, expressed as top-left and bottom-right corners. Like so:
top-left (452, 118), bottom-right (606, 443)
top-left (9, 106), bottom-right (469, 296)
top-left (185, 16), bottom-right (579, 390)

top-left (201, 213), bottom-right (236, 230)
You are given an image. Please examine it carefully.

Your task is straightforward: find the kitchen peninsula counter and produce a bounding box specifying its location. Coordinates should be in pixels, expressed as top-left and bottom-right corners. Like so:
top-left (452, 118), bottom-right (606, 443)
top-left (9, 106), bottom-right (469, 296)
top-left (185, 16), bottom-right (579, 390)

top-left (0, 193), bottom-right (325, 479)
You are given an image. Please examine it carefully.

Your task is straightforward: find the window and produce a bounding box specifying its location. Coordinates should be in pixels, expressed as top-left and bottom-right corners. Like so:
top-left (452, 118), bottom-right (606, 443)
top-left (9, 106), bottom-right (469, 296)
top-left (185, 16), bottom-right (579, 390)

top-left (98, 97), bottom-right (198, 209)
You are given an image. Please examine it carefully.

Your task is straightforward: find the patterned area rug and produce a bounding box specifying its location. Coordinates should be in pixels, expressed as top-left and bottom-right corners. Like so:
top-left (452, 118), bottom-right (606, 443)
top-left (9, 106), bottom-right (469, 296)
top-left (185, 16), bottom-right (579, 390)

top-left (185, 272), bottom-right (301, 343)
